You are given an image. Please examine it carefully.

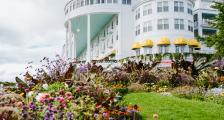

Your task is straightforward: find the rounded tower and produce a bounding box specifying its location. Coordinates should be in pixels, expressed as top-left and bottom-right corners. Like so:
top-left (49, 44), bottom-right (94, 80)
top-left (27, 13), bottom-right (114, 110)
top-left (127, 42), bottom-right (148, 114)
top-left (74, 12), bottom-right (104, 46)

top-left (132, 0), bottom-right (196, 55)
top-left (63, 0), bottom-right (133, 60)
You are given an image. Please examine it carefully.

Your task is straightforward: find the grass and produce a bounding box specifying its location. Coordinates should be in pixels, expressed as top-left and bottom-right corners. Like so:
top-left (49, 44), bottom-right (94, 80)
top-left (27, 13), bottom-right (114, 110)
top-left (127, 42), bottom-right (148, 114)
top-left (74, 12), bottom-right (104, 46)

top-left (123, 92), bottom-right (224, 120)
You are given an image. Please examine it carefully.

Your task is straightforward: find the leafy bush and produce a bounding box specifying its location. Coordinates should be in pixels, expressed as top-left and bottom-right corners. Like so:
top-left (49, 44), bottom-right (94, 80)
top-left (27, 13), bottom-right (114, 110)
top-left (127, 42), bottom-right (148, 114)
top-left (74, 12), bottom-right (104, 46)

top-left (196, 68), bottom-right (219, 90)
top-left (127, 83), bottom-right (145, 92)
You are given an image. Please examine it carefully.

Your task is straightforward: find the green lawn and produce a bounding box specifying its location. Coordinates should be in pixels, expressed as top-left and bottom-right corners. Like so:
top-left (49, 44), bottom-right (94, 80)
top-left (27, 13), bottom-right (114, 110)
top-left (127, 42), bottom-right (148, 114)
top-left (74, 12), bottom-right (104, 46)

top-left (123, 92), bottom-right (224, 120)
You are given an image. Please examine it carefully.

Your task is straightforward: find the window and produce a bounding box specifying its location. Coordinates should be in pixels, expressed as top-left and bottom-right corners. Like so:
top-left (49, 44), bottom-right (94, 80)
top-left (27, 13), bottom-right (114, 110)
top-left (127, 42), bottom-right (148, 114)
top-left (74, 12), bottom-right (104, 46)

top-left (73, 1), bottom-right (76, 9)
top-left (103, 30), bottom-right (106, 37)
top-left (81, 0), bottom-right (84, 6)
top-left (143, 48), bottom-right (152, 55)
top-left (175, 46), bottom-right (185, 53)
top-left (135, 8), bottom-right (140, 20)
top-left (174, 19), bottom-right (184, 30)
top-left (135, 25), bottom-right (141, 36)
top-left (107, 0), bottom-right (112, 3)
top-left (101, 0), bottom-right (105, 4)
top-left (122, 0), bottom-right (131, 4)
top-left (187, 3), bottom-right (193, 15)
top-left (174, 1), bottom-right (184, 12)
top-left (189, 47), bottom-right (194, 53)
top-left (116, 32), bottom-right (118, 40)
top-left (143, 4), bottom-right (152, 16)
top-left (159, 46), bottom-right (169, 53)
top-left (70, 4), bottom-right (72, 11)
top-left (90, 0), bottom-right (94, 4)
top-left (77, 0), bottom-right (80, 8)
top-left (127, 0), bottom-right (131, 5)
top-left (111, 21), bottom-right (114, 29)
top-left (111, 35), bottom-right (114, 44)
top-left (158, 19), bottom-right (169, 30)
top-left (157, 1), bottom-right (169, 12)
top-left (143, 21), bottom-right (152, 32)
top-left (188, 20), bottom-right (193, 32)
top-left (113, 0), bottom-right (118, 3)
top-left (96, 0), bottom-right (101, 4)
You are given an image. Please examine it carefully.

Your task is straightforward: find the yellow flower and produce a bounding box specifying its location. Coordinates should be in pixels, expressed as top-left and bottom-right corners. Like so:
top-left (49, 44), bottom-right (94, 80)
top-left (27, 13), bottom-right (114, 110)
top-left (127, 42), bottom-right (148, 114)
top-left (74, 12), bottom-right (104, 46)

top-left (220, 92), bottom-right (224, 97)
top-left (19, 93), bottom-right (24, 97)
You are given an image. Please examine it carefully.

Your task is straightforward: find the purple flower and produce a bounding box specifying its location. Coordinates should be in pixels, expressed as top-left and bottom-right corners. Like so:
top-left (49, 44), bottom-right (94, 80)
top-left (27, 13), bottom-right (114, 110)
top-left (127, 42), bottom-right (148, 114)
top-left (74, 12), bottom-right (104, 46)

top-left (44, 104), bottom-right (55, 120)
top-left (94, 113), bottom-right (98, 118)
top-left (25, 88), bottom-right (29, 93)
top-left (213, 59), bottom-right (224, 70)
top-left (29, 102), bottom-right (37, 111)
top-left (66, 112), bottom-right (73, 120)
top-left (102, 112), bottom-right (108, 118)
top-left (77, 64), bottom-right (88, 74)
top-left (22, 104), bottom-right (28, 119)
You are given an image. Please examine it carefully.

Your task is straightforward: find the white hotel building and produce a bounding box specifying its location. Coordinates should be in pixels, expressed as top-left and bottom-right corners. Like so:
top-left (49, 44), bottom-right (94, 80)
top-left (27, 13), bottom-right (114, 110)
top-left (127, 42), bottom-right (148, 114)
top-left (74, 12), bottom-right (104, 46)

top-left (62, 0), bottom-right (223, 61)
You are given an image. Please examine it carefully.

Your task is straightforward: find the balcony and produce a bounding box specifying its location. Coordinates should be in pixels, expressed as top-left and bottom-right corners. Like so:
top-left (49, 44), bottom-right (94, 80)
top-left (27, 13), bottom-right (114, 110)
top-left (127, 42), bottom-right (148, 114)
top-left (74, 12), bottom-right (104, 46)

top-left (201, 19), bottom-right (213, 27)
top-left (64, 0), bottom-right (132, 15)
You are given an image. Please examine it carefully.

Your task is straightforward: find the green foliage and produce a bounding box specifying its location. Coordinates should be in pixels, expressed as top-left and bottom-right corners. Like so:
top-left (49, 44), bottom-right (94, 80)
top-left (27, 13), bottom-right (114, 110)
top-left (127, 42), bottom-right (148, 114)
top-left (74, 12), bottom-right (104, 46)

top-left (205, 2), bottom-right (224, 57)
top-left (73, 95), bottom-right (95, 120)
top-left (0, 81), bottom-right (16, 87)
top-left (41, 82), bottom-right (67, 93)
top-left (196, 68), bottom-right (219, 90)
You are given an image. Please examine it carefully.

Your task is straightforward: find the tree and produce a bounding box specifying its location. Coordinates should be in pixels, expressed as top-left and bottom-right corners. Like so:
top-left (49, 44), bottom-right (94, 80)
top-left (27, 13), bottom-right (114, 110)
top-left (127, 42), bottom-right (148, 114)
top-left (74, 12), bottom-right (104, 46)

top-left (205, 2), bottom-right (224, 57)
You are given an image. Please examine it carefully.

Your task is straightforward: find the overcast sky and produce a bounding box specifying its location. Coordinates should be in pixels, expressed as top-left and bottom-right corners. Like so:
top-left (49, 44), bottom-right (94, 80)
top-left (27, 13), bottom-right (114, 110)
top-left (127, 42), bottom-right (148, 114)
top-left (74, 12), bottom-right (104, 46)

top-left (0, 0), bottom-right (67, 82)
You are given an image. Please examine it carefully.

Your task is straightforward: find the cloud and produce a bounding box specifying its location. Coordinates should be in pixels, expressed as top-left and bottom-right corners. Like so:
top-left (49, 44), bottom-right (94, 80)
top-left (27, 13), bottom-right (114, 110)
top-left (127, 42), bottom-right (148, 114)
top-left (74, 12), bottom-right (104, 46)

top-left (0, 0), bottom-right (67, 82)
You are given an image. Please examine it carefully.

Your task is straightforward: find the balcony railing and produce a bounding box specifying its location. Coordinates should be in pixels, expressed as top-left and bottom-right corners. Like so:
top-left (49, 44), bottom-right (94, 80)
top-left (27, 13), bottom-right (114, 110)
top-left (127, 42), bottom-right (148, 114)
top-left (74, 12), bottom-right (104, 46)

top-left (65, 0), bottom-right (131, 15)
top-left (201, 19), bottom-right (213, 27)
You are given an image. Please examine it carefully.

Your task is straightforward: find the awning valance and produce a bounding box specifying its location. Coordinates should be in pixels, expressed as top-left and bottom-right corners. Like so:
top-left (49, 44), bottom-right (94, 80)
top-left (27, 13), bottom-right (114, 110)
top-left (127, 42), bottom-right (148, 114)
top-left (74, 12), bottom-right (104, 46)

top-left (157, 37), bottom-right (170, 45)
top-left (174, 37), bottom-right (187, 45)
top-left (141, 39), bottom-right (153, 47)
top-left (132, 42), bottom-right (141, 50)
top-left (188, 39), bottom-right (200, 47)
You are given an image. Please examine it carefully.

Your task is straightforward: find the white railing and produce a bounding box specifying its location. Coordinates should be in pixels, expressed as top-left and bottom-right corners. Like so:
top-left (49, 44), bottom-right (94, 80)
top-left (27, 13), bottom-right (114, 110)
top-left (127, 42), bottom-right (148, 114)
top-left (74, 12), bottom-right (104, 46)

top-left (65, 0), bottom-right (121, 15)
top-left (202, 19), bottom-right (213, 27)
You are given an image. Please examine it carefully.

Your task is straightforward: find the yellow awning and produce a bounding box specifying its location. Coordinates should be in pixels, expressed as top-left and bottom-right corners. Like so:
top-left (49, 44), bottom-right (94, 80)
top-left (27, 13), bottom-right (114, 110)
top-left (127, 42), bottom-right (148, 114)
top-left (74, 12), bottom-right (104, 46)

top-left (141, 39), bottom-right (153, 47)
top-left (195, 44), bottom-right (201, 49)
top-left (111, 49), bottom-right (116, 55)
top-left (157, 37), bottom-right (170, 45)
top-left (132, 42), bottom-right (141, 50)
top-left (174, 37), bottom-right (187, 45)
top-left (188, 39), bottom-right (199, 47)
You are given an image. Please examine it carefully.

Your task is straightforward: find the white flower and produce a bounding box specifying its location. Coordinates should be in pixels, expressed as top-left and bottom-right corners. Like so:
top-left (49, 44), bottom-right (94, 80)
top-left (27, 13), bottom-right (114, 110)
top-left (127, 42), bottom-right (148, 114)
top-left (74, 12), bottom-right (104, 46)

top-left (36, 93), bottom-right (43, 102)
top-left (42, 84), bottom-right (48, 90)
top-left (28, 91), bottom-right (34, 97)
top-left (65, 83), bottom-right (69, 88)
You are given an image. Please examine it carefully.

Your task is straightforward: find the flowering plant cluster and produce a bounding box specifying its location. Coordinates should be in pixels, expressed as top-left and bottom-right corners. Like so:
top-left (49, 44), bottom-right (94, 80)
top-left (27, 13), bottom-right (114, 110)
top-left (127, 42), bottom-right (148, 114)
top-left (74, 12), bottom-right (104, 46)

top-left (18, 82), bottom-right (140, 120)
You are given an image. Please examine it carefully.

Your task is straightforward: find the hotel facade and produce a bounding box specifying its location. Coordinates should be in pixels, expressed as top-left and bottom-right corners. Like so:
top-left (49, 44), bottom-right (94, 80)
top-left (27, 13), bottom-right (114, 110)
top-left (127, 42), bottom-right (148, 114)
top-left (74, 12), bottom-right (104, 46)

top-left (62, 0), bottom-right (223, 61)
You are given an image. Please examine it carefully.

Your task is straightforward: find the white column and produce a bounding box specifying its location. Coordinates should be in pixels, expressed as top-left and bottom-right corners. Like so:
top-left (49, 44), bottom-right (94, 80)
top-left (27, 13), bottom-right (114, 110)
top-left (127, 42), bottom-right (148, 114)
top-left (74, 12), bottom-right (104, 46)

top-left (117, 13), bottom-right (122, 60)
top-left (66, 20), bottom-right (73, 59)
top-left (198, 11), bottom-right (203, 37)
top-left (73, 33), bottom-right (77, 59)
top-left (86, 14), bottom-right (91, 62)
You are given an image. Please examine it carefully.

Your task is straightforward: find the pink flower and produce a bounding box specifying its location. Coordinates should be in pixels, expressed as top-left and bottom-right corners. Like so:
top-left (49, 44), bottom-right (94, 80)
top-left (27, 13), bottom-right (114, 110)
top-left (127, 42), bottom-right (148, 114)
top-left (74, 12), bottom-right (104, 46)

top-left (96, 103), bottom-right (102, 109)
top-left (56, 97), bottom-right (65, 103)
top-left (76, 86), bottom-right (82, 92)
top-left (67, 96), bottom-right (73, 100)
top-left (59, 90), bottom-right (65, 95)
top-left (36, 93), bottom-right (50, 103)
top-left (48, 97), bottom-right (55, 102)
top-left (65, 92), bottom-right (72, 97)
